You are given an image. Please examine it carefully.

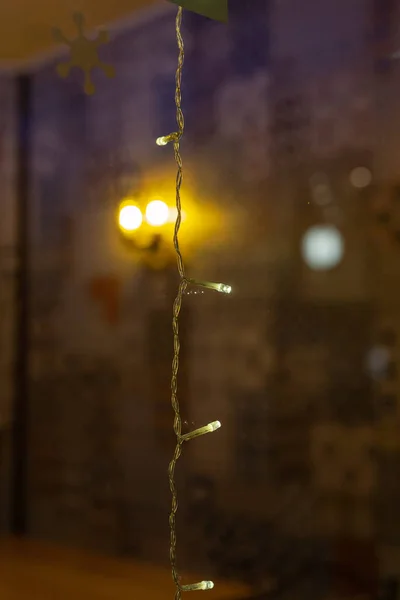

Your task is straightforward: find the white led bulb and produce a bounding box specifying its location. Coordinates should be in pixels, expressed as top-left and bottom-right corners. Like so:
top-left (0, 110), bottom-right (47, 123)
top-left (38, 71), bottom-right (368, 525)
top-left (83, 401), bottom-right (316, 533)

top-left (181, 581), bottom-right (215, 591)
top-left (180, 421), bottom-right (221, 442)
top-left (188, 279), bottom-right (232, 294)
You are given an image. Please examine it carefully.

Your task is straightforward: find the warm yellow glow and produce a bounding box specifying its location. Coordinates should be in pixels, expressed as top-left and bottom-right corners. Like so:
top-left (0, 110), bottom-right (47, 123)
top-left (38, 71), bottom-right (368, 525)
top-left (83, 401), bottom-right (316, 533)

top-left (131, 165), bottom-right (236, 259)
top-left (118, 204), bottom-right (143, 232)
top-left (146, 200), bottom-right (169, 227)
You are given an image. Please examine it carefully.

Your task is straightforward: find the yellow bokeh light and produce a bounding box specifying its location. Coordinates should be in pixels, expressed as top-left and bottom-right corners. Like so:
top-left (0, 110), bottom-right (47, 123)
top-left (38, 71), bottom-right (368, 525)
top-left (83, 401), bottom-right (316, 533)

top-left (146, 200), bottom-right (169, 227)
top-left (129, 165), bottom-right (234, 260)
top-left (118, 204), bottom-right (143, 231)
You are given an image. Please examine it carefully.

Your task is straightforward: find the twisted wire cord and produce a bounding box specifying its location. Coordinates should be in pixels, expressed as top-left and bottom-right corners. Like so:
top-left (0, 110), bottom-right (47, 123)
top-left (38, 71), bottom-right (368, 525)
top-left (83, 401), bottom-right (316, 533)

top-left (164, 8), bottom-right (228, 596)
top-left (168, 7), bottom-right (187, 600)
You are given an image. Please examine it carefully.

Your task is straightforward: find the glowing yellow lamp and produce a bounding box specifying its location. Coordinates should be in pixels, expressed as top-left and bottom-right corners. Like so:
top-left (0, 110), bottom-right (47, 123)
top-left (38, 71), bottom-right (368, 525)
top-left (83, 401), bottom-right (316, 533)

top-left (119, 204), bottom-right (143, 232)
top-left (146, 200), bottom-right (169, 227)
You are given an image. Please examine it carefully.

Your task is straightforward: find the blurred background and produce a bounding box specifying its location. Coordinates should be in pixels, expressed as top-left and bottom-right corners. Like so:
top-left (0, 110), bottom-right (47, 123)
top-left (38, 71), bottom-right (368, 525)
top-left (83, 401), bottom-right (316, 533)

top-left (1, 0), bottom-right (400, 598)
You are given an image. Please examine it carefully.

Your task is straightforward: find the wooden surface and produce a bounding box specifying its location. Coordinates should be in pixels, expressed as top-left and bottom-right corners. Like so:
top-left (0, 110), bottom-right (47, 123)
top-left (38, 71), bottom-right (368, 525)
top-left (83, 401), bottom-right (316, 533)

top-left (0, 537), bottom-right (249, 600)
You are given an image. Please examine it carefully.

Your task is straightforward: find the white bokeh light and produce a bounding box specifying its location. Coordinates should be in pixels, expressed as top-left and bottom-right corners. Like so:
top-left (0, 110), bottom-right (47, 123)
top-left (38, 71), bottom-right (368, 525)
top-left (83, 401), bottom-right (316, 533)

top-left (301, 225), bottom-right (344, 271)
top-left (366, 346), bottom-right (390, 380)
top-left (349, 167), bottom-right (372, 189)
top-left (118, 204), bottom-right (143, 231)
top-left (146, 200), bottom-right (169, 226)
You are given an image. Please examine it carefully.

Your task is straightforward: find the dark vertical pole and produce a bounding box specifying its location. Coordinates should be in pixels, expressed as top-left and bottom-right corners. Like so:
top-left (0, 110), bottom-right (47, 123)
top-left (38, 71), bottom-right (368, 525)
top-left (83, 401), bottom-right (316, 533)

top-left (11, 74), bottom-right (32, 535)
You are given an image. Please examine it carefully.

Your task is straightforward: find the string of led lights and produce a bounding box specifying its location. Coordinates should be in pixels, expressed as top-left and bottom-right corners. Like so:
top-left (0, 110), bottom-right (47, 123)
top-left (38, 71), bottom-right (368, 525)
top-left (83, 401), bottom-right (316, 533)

top-left (156, 7), bottom-right (232, 599)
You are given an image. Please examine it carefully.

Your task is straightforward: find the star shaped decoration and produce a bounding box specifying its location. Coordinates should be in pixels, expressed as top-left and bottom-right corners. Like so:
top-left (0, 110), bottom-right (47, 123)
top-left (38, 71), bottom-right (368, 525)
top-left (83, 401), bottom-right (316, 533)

top-left (52, 13), bottom-right (115, 95)
top-left (169, 0), bottom-right (228, 21)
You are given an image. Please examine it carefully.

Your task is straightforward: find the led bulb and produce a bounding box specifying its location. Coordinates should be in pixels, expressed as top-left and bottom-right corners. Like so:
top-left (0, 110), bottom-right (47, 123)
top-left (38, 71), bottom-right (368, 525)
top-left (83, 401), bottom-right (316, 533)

top-left (181, 581), bottom-right (215, 591)
top-left (156, 132), bottom-right (178, 146)
top-left (189, 280), bottom-right (232, 294)
top-left (208, 420), bottom-right (221, 432)
top-left (180, 420), bottom-right (221, 442)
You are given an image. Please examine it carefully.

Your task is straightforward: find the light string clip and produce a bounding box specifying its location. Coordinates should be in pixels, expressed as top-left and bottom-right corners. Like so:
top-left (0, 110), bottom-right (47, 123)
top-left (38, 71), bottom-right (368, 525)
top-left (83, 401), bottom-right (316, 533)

top-left (156, 6), bottom-right (231, 599)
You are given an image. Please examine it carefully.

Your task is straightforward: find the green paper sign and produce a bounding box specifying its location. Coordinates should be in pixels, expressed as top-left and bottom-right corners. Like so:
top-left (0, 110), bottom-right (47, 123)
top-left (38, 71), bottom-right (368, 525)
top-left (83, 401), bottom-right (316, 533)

top-left (169, 0), bottom-right (228, 21)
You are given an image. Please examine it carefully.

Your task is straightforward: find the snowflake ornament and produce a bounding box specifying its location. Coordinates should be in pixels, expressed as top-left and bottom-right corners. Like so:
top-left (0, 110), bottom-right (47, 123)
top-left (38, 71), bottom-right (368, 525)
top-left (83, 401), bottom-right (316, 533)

top-left (52, 13), bottom-right (115, 95)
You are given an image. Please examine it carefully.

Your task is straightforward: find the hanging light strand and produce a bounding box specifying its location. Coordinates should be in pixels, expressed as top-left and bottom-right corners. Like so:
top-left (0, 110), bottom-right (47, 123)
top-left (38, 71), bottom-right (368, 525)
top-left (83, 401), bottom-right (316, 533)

top-left (157, 7), bottom-right (230, 598)
top-left (167, 8), bottom-right (187, 599)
